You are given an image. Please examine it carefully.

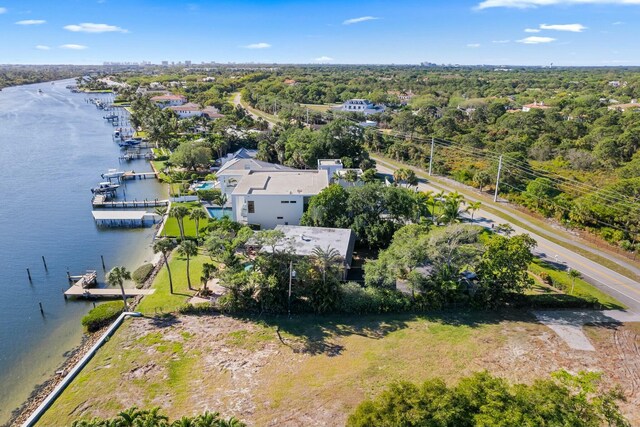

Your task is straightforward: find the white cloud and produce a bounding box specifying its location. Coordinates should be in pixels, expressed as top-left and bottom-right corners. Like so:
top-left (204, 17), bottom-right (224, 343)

top-left (314, 56), bottom-right (334, 61)
top-left (524, 28), bottom-right (541, 33)
top-left (343, 16), bottom-right (379, 25)
top-left (35, 45), bottom-right (50, 50)
top-left (64, 23), bottom-right (128, 33)
top-left (477, 0), bottom-right (640, 9)
top-left (467, 43), bottom-right (481, 48)
top-left (612, 21), bottom-right (624, 24)
top-left (492, 39), bottom-right (511, 43)
top-left (0, 7), bottom-right (7, 14)
top-left (243, 42), bottom-right (271, 49)
top-left (517, 36), bottom-right (556, 44)
top-left (60, 44), bottom-right (88, 50)
top-left (16, 19), bottom-right (46, 25)
top-left (540, 23), bottom-right (587, 32)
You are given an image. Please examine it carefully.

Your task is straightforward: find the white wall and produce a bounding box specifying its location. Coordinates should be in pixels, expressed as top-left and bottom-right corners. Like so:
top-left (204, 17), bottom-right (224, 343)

top-left (233, 194), bottom-right (306, 229)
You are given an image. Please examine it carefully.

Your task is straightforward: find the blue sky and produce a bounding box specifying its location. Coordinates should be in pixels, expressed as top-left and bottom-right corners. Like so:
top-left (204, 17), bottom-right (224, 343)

top-left (0, 0), bottom-right (639, 65)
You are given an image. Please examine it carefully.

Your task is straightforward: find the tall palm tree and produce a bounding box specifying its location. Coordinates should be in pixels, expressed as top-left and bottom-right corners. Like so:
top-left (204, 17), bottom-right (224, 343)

top-left (440, 192), bottom-right (466, 224)
top-left (178, 240), bottom-right (198, 290)
top-left (153, 238), bottom-right (177, 294)
top-left (467, 201), bottom-right (482, 221)
top-left (106, 266), bottom-right (131, 310)
top-left (310, 245), bottom-right (343, 285)
top-left (189, 208), bottom-right (207, 239)
top-left (170, 206), bottom-right (190, 240)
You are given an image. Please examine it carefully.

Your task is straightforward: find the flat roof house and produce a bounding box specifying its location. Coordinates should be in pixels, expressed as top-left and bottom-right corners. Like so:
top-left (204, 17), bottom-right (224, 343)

top-left (339, 99), bottom-right (386, 115)
top-left (168, 102), bottom-right (203, 118)
top-left (230, 170), bottom-right (330, 229)
top-left (522, 101), bottom-right (551, 112)
top-left (259, 225), bottom-right (356, 279)
top-left (217, 158), bottom-right (295, 197)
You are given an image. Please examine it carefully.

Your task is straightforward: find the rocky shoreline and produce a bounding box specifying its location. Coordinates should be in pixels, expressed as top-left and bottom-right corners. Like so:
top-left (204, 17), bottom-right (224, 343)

top-left (6, 256), bottom-right (167, 427)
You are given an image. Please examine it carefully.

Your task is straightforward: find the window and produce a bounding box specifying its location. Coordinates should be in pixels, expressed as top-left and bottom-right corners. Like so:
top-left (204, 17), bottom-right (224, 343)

top-left (277, 216), bottom-right (283, 219)
top-left (290, 200), bottom-right (297, 204)
top-left (248, 201), bottom-right (255, 214)
top-left (281, 201), bottom-right (290, 204)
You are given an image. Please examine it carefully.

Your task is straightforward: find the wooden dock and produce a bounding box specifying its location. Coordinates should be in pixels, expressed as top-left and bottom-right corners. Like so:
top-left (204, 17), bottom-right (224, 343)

top-left (119, 152), bottom-right (153, 161)
top-left (92, 197), bottom-right (168, 208)
top-left (64, 286), bottom-right (155, 298)
top-left (122, 171), bottom-right (158, 180)
top-left (69, 271), bottom-right (97, 288)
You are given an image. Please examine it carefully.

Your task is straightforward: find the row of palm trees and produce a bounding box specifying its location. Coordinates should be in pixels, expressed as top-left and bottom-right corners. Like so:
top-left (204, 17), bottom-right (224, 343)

top-left (71, 406), bottom-right (245, 427)
top-left (156, 205), bottom-right (209, 240)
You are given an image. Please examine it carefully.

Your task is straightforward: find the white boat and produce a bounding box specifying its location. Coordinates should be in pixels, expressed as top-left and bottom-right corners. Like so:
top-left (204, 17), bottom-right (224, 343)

top-left (91, 182), bottom-right (120, 194)
top-left (101, 169), bottom-right (125, 179)
top-left (113, 130), bottom-right (121, 140)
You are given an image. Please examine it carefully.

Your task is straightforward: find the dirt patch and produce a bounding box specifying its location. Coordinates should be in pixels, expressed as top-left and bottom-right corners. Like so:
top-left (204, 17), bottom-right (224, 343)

top-left (39, 314), bottom-right (640, 427)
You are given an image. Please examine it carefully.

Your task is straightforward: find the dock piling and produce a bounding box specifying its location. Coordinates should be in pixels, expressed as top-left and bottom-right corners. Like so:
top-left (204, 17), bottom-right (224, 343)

top-left (42, 256), bottom-right (48, 271)
top-left (39, 302), bottom-right (44, 315)
top-left (101, 255), bottom-right (106, 270)
top-left (27, 268), bottom-right (32, 282)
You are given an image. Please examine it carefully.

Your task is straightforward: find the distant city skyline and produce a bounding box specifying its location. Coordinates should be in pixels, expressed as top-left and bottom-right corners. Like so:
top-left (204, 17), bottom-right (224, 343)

top-left (0, 0), bottom-right (639, 66)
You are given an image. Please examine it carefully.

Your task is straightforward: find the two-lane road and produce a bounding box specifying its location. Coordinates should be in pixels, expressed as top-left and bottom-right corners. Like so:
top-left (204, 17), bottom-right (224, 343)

top-left (375, 159), bottom-right (640, 312)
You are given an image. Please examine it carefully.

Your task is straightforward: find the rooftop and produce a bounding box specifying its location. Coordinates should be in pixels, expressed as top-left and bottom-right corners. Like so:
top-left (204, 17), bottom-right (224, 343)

top-left (168, 102), bottom-right (201, 112)
top-left (150, 94), bottom-right (186, 101)
top-left (318, 159), bottom-right (343, 166)
top-left (232, 170), bottom-right (329, 196)
top-left (217, 158), bottom-right (295, 175)
top-left (263, 225), bottom-right (355, 262)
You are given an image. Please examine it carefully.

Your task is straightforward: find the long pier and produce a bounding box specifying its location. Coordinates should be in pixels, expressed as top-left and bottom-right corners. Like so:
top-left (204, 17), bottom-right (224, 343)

top-left (92, 196), bottom-right (168, 208)
top-left (122, 171), bottom-right (158, 180)
top-left (118, 152), bottom-right (153, 161)
top-left (64, 286), bottom-right (155, 298)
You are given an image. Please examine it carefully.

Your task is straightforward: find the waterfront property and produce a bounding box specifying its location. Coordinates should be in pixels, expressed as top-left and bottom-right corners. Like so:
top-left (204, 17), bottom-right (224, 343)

top-left (206, 206), bottom-right (231, 219)
top-left (230, 170), bottom-right (329, 229)
top-left (217, 158), bottom-right (294, 197)
top-left (91, 211), bottom-right (159, 227)
top-left (150, 94), bottom-right (187, 107)
top-left (216, 147), bottom-right (259, 168)
top-left (167, 102), bottom-right (204, 118)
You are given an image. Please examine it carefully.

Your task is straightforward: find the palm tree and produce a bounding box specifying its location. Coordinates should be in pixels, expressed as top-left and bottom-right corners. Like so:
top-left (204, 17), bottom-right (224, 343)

top-left (194, 411), bottom-right (221, 427)
top-left (116, 406), bottom-right (144, 426)
top-left (467, 201), bottom-right (482, 221)
top-left (568, 268), bottom-right (582, 295)
top-left (189, 208), bottom-right (207, 239)
top-left (439, 192), bottom-right (466, 224)
top-left (153, 238), bottom-right (177, 294)
top-left (311, 245), bottom-right (343, 285)
top-left (106, 266), bottom-right (131, 310)
top-left (178, 240), bottom-right (198, 290)
top-left (170, 205), bottom-right (190, 240)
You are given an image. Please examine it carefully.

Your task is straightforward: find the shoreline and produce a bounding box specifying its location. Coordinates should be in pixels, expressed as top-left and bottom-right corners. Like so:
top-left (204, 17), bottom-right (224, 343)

top-left (8, 256), bottom-right (167, 427)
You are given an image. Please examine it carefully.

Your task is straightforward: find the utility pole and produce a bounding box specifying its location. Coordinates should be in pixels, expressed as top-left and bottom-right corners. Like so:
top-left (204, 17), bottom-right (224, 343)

top-left (428, 137), bottom-right (435, 176)
top-left (306, 108), bottom-right (309, 126)
top-left (494, 155), bottom-right (503, 202)
top-left (288, 260), bottom-right (294, 318)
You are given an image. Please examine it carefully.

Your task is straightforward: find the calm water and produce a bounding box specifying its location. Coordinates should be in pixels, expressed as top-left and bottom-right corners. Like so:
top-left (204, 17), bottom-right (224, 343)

top-left (0, 80), bottom-right (166, 422)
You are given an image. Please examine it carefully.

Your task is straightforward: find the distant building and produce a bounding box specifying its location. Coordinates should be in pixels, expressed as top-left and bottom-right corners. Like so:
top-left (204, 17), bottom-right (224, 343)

top-left (161, 61), bottom-right (169, 66)
top-left (339, 99), bottom-right (386, 115)
top-left (168, 102), bottom-right (203, 118)
top-left (522, 101), bottom-right (551, 112)
top-left (217, 148), bottom-right (259, 167)
top-left (608, 101), bottom-right (640, 112)
top-left (185, 60), bottom-right (192, 66)
top-left (284, 79), bottom-right (298, 86)
top-left (388, 90), bottom-right (415, 104)
top-left (150, 93), bottom-right (187, 107)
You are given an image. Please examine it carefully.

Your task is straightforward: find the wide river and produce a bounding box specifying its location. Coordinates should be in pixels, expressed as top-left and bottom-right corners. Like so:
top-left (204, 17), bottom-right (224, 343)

top-left (0, 79), bottom-right (166, 423)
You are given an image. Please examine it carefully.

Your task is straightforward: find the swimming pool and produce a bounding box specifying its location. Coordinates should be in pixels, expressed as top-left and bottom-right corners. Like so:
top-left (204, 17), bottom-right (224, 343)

top-left (194, 181), bottom-right (216, 191)
top-left (206, 207), bottom-right (231, 219)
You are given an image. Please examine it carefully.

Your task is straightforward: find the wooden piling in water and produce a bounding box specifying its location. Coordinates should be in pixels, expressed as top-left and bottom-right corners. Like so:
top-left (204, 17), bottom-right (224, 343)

top-left (39, 302), bottom-right (44, 315)
top-left (27, 268), bottom-right (32, 282)
top-left (42, 256), bottom-right (48, 270)
top-left (101, 255), bottom-right (106, 270)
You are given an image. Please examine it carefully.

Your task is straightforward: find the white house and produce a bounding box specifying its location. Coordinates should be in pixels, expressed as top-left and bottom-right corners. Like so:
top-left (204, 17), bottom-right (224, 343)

top-left (150, 93), bottom-right (187, 107)
top-left (167, 102), bottom-right (203, 118)
top-left (317, 159), bottom-right (363, 186)
top-left (339, 99), bottom-right (386, 115)
top-left (230, 170), bottom-right (330, 229)
top-left (217, 158), bottom-right (294, 197)
top-left (522, 101), bottom-right (551, 112)
top-left (216, 148), bottom-right (259, 168)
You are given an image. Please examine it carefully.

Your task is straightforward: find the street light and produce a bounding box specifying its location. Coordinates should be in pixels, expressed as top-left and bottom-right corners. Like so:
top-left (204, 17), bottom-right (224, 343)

top-left (288, 260), bottom-right (296, 318)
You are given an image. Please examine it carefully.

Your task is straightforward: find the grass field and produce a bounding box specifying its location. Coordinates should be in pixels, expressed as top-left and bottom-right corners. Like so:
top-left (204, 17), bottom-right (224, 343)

top-left (136, 252), bottom-right (210, 315)
top-left (162, 202), bottom-right (209, 238)
top-left (37, 310), bottom-right (640, 426)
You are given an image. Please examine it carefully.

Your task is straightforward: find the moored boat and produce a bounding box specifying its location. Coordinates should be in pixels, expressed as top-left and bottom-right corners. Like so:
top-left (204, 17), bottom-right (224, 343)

top-left (91, 182), bottom-right (120, 194)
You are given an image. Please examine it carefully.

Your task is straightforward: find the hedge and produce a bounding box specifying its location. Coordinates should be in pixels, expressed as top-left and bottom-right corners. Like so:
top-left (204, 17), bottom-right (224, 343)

top-left (81, 301), bottom-right (123, 332)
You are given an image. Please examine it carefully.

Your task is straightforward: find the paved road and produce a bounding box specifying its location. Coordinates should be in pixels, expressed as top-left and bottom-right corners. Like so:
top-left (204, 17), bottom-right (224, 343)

top-left (375, 159), bottom-right (640, 313)
top-left (231, 93), bottom-right (275, 129)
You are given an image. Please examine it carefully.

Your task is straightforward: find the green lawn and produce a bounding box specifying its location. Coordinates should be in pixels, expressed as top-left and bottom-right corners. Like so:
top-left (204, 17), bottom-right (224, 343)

top-left (529, 259), bottom-right (625, 309)
top-left (136, 252), bottom-right (211, 315)
top-left (162, 202), bottom-right (209, 238)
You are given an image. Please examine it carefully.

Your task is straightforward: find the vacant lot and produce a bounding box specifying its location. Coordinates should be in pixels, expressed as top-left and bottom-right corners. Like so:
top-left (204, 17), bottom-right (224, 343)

top-left (38, 312), bottom-right (640, 426)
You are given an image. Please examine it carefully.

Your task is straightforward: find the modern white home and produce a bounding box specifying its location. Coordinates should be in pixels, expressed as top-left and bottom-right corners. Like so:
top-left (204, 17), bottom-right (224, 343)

top-left (217, 158), bottom-right (294, 197)
top-left (230, 170), bottom-right (330, 229)
top-left (339, 99), bottom-right (386, 115)
top-left (318, 159), bottom-right (363, 186)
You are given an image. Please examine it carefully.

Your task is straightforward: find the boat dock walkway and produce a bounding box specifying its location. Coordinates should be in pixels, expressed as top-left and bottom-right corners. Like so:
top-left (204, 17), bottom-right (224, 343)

top-left (122, 171), bottom-right (158, 180)
top-left (119, 152), bottom-right (153, 161)
top-left (69, 270), bottom-right (97, 288)
top-left (92, 195), bottom-right (168, 208)
top-left (64, 286), bottom-right (155, 298)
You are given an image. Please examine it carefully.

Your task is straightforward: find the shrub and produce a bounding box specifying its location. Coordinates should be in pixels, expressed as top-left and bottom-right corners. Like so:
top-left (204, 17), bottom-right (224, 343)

top-left (81, 301), bottom-right (123, 332)
top-left (538, 271), bottom-right (553, 285)
top-left (132, 263), bottom-right (154, 284)
top-left (337, 283), bottom-right (412, 314)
